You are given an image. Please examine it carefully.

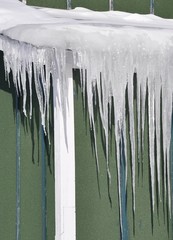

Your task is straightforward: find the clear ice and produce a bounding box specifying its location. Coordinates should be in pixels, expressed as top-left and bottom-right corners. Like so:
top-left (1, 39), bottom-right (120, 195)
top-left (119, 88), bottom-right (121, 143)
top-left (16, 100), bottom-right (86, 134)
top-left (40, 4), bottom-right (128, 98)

top-left (1, 23), bottom-right (173, 236)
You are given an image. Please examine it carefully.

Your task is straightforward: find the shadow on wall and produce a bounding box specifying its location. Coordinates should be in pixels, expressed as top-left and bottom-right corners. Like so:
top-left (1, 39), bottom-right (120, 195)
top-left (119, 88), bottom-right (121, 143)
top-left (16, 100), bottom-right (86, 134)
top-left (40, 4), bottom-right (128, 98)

top-left (0, 50), bottom-right (54, 173)
top-left (73, 68), bottom-right (172, 240)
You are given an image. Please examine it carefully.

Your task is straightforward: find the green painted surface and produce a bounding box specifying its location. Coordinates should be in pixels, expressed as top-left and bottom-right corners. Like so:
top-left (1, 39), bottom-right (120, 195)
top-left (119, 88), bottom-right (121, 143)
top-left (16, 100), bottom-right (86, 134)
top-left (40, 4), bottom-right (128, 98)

top-left (1, 0), bottom-right (173, 240)
top-left (27, 0), bottom-right (66, 9)
top-left (72, 0), bottom-right (109, 11)
top-left (27, 0), bottom-right (150, 12)
top-left (74, 70), bottom-right (172, 240)
top-left (0, 51), bottom-right (16, 240)
top-left (74, 70), bottom-right (120, 240)
top-left (155, 0), bottom-right (173, 18)
top-left (126, 89), bottom-right (172, 240)
top-left (27, 0), bottom-right (173, 18)
top-left (115, 0), bottom-right (150, 14)
top-left (0, 51), bottom-right (55, 239)
top-left (20, 115), bottom-right (42, 240)
top-left (45, 86), bottom-right (55, 240)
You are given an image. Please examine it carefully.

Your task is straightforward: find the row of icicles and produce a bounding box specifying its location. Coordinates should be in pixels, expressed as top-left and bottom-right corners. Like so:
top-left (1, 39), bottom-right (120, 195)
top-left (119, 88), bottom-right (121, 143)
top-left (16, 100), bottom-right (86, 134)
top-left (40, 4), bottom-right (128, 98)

top-left (1, 35), bottom-right (172, 238)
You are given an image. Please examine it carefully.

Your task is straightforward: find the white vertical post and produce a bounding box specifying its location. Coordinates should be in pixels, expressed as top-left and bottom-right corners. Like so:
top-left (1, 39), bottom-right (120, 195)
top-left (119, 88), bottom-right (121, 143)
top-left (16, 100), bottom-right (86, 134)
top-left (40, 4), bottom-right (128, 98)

top-left (53, 53), bottom-right (76, 240)
top-left (150, 0), bottom-right (154, 14)
top-left (67, 0), bottom-right (72, 10)
top-left (109, 0), bottom-right (114, 11)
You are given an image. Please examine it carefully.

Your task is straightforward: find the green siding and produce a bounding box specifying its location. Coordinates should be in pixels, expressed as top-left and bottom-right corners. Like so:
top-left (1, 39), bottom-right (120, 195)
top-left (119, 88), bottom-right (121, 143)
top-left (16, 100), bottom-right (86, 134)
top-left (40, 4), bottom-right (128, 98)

top-left (74, 71), bottom-right (120, 240)
top-left (0, 52), bottom-right (16, 240)
top-left (126, 92), bottom-right (172, 240)
top-left (73, 0), bottom-right (150, 12)
top-left (72, 0), bottom-right (109, 11)
top-left (38, 0), bottom-right (172, 17)
top-left (27, 0), bottom-right (66, 9)
top-left (20, 116), bottom-right (42, 240)
top-left (116, 0), bottom-right (150, 14)
top-left (27, 0), bottom-right (173, 18)
top-left (74, 70), bottom-right (172, 240)
top-left (155, 0), bottom-right (173, 18)
top-left (0, 51), bottom-right (55, 240)
top-left (1, 0), bottom-right (173, 240)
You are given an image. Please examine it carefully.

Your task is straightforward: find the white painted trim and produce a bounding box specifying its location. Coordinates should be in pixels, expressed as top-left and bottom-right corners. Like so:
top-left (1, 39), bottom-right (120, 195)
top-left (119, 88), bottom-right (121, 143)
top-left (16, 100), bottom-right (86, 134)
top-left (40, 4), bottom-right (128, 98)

top-left (53, 53), bottom-right (76, 240)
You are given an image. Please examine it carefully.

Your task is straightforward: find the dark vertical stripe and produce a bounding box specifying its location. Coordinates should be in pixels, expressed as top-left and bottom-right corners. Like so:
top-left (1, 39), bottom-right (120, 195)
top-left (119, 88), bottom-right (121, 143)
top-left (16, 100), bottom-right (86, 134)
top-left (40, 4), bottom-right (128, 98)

top-left (16, 94), bottom-right (21, 240)
top-left (120, 135), bottom-right (128, 240)
top-left (150, 0), bottom-right (154, 14)
top-left (41, 127), bottom-right (47, 240)
top-left (171, 116), bottom-right (173, 232)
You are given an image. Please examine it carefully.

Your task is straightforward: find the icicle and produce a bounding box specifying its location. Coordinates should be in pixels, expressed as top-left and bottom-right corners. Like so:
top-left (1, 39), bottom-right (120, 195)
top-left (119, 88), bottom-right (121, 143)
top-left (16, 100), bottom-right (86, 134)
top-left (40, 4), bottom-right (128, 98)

top-left (128, 71), bottom-right (136, 213)
top-left (109, 0), bottom-right (114, 11)
top-left (161, 55), bottom-right (173, 215)
top-left (155, 83), bottom-right (161, 200)
top-left (136, 78), bottom-right (141, 165)
top-left (148, 78), bottom-right (155, 212)
top-left (67, 0), bottom-right (72, 10)
top-left (150, 0), bottom-right (154, 14)
top-left (1, 36), bottom-right (67, 140)
top-left (2, 24), bottom-right (173, 237)
top-left (115, 132), bottom-right (123, 237)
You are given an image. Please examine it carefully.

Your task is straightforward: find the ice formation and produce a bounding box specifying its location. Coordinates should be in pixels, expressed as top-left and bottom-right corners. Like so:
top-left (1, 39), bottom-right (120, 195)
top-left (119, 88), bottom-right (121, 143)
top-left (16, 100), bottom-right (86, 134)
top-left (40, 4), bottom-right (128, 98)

top-left (109, 0), bottom-right (114, 10)
top-left (67, 0), bottom-right (71, 10)
top-left (0, 0), bottom-right (173, 237)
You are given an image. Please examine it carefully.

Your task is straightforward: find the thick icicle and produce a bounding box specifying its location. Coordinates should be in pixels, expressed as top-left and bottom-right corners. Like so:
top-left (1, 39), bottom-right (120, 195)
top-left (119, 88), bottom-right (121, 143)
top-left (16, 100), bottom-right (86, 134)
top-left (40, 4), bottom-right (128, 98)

top-left (2, 22), bottom-right (173, 237)
top-left (1, 36), bottom-right (68, 138)
top-left (148, 78), bottom-right (155, 212)
top-left (67, 0), bottom-right (72, 10)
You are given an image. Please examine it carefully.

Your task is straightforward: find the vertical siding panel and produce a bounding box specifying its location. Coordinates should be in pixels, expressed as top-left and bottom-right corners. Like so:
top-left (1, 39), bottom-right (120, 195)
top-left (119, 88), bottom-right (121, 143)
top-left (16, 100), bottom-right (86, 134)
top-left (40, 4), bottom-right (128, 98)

top-left (155, 0), bottom-right (173, 18)
top-left (115, 0), bottom-right (150, 14)
top-left (41, 128), bottom-right (47, 240)
top-left (74, 70), bottom-right (120, 240)
top-left (46, 85), bottom-right (55, 240)
top-left (16, 95), bottom-right (21, 240)
top-left (46, 148), bottom-right (55, 240)
top-left (20, 100), bottom-right (42, 240)
top-left (27, 0), bottom-right (67, 9)
top-left (72, 0), bottom-right (109, 11)
top-left (0, 51), bottom-right (16, 240)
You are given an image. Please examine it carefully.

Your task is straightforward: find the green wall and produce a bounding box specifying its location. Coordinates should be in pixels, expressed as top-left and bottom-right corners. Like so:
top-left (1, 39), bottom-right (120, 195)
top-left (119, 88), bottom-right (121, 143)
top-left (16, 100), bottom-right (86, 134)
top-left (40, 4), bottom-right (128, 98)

top-left (0, 51), bottom-right (55, 240)
top-left (0, 52), bottom-right (16, 240)
top-left (73, 70), bottom-right (172, 240)
top-left (27, 0), bottom-right (173, 18)
top-left (1, 0), bottom-right (173, 240)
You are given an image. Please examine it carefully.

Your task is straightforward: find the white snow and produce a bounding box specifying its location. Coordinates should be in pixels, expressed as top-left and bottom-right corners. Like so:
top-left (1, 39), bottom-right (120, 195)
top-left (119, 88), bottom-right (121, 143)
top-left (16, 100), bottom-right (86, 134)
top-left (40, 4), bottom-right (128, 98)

top-left (0, 0), bottom-right (173, 236)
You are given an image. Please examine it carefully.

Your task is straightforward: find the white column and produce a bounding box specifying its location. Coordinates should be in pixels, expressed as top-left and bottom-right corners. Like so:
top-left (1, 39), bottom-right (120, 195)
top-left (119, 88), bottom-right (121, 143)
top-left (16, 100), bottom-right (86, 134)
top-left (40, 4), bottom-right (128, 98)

top-left (53, 53), bottom-right (76, 240)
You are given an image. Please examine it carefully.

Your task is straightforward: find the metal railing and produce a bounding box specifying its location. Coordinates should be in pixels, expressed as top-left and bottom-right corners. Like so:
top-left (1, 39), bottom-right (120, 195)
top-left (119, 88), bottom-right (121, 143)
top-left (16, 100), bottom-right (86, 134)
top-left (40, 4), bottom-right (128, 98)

top-left (21, 0), bottom-right (155, 14)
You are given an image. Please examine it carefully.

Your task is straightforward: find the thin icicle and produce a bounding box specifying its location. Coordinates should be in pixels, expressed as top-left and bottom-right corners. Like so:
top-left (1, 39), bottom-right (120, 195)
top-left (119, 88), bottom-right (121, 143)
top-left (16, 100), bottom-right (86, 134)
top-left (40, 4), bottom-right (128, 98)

top-left (148, 78), bottom-right (155, 212)
top-left (1, 36), bottom-right (67, 139)
top-left (67, 0), bottom-right (72, 10)
top-left (155, 83), bottom-right (161, 199)
top-left (128, 73), bottom-right (136, 213)
top-left (115, 125), bottom-right (123, 237)
top-left (109, 0), bottom-right (114, 11)
top-left (137, 83), bottom-right (140, 157)
top-left (2, 24), bottom-right (173, 237)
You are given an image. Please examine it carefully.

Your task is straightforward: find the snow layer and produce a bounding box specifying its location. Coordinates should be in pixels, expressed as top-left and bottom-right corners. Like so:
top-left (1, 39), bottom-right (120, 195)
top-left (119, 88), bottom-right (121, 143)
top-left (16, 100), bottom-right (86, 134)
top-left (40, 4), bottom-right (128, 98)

top-left (0, 0), bottom-right (173, 237)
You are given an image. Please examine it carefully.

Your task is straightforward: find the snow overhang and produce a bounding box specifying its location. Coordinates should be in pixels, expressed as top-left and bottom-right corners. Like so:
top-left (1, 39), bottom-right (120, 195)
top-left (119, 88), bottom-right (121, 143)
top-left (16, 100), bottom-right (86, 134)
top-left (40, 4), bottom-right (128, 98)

top-left (1, 0), bottom-right (173, 50)
top-left (1, 1), bottom-right (173, 239)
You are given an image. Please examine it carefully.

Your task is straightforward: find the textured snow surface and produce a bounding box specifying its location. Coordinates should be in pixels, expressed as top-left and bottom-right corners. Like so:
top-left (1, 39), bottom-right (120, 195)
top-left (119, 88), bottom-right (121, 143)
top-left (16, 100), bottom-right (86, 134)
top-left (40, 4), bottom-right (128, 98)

top-left (0, 0), bottom-right (173, 237)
